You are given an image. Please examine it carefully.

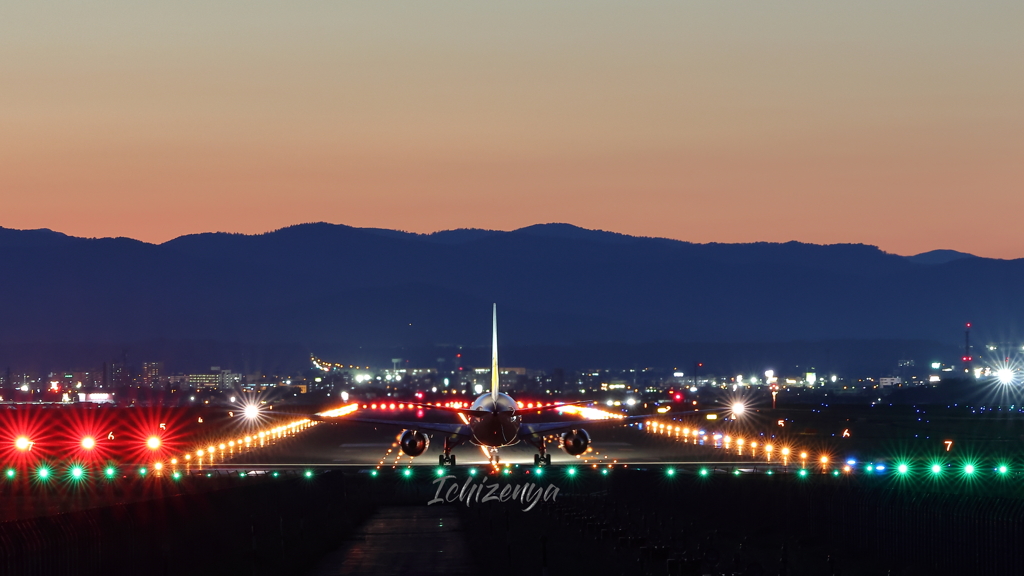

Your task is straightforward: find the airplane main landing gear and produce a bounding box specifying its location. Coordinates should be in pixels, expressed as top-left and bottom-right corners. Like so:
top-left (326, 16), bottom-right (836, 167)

top-left (440, 437), bottom-right (459, 466)
top-left (530, 436), bottom-right (552, 466)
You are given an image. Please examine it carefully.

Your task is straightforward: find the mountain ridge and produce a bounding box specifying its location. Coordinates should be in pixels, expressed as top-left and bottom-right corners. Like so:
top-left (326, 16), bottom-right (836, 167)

top-left (0, 222), bottom-right (1019, 373)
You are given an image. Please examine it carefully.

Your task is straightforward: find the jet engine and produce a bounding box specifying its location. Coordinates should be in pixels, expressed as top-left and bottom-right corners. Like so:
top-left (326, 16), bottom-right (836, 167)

top-left (399, 430), bottom-right (430, 457)
top-left (560, 429), bottom-right (591, 456)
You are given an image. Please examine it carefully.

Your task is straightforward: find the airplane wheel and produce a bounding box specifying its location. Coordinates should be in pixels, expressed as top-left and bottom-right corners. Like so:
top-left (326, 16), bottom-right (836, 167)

top-left (534, 454), bottom-right (540, 466)
top-left (450, 454), bottom-right (456, 466)
top-left (439, 455), bottom-right (446, 466)
top-left (544, 454), bottom-right (552, 465)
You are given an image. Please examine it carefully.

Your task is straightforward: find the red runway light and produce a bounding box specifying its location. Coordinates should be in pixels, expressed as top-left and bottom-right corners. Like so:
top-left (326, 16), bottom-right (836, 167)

top-left (14, 437), bottom-right (31, 451)
top-left (81, 436), bottom-right (96, 450)
top-left (146, 436), bottom-right (161, 450)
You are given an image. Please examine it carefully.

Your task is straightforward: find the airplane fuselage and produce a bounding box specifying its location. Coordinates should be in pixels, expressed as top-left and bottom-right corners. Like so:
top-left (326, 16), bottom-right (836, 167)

top-left (468, 391), bottom-right (521, 447)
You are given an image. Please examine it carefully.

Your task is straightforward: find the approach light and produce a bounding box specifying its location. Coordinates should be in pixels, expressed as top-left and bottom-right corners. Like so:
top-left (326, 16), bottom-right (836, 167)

top-left (146, 437), bottom-right (161, 450)
top-left (81, 437), bottom-right (96, 450)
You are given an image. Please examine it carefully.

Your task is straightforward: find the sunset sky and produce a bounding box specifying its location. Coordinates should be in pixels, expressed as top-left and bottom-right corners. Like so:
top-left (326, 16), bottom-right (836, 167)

top-left (1, 2), bottom-right (1021, 257)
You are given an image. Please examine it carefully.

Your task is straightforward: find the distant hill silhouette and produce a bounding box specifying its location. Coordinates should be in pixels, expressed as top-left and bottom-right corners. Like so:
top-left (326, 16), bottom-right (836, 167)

top-left (904, 249), bottom-right (978, 265)
top-left (0, 223), bottom-right (1019, 373)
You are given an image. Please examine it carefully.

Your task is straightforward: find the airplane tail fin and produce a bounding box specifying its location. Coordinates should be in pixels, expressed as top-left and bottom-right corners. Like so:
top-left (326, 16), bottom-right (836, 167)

top-left (491, 303), bottom-right (499, 404)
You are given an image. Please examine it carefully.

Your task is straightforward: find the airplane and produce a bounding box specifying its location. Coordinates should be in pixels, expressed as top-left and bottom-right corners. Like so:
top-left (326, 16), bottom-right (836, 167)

top-left (312, 304), bottom-right (630, 466)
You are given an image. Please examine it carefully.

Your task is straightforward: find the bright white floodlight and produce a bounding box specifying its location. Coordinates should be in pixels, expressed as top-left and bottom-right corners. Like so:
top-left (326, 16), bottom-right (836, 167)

top-left (244, 405), bottom-right (260, 419)
top-left (732, 402), bottom-right (746, 416)
top-left (997, 369), bottom-right (1015, 385)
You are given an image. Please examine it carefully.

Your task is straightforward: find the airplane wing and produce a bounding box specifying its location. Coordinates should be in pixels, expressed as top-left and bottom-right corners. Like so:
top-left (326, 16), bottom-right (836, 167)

top-left (312, 414), bottom-right (471, 437)
top-left (519, 415), bottom-right (646, 437)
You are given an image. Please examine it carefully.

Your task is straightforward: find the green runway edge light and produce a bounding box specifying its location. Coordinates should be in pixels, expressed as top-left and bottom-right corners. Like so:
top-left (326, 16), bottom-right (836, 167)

top-left (535, 468), bottom-right (543, 476)
top-left (897, 464), bottom-right (909, 474)
top-left (798, 469), bottom-right (808, 477)
top-left (468, 468), bottom-right (477, 476)
top-left (601, 468), bottom-right (609, 476)
top-left (964, 464), bottom-right (975, 475)
top-left (139, 467), bottom-right (147, 476)
top-left (566, 468), bottom-right (577, 477)
top-left (105, 467), bottom-right (116, 478)
top-left (369, 470), bottom-right (377, 477)
top-left (931, 464), bottom-right (942, 474)
top-left (305, 470), bottom-right (314, 478)
top-left (666, 468), bottom-right (675, 477)
top-left (37, 467), bottom-right (50, 480)
top-left (699, 468), bottom-right (709, 477)
top-left (70, 466), bottom-right (84, 480)
top-left (436, 468), bottom-right (446, 477)
top-left (5, 469), bottom-right (14, 479)
top-left (998, 465), bottom-right (1009, 474)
